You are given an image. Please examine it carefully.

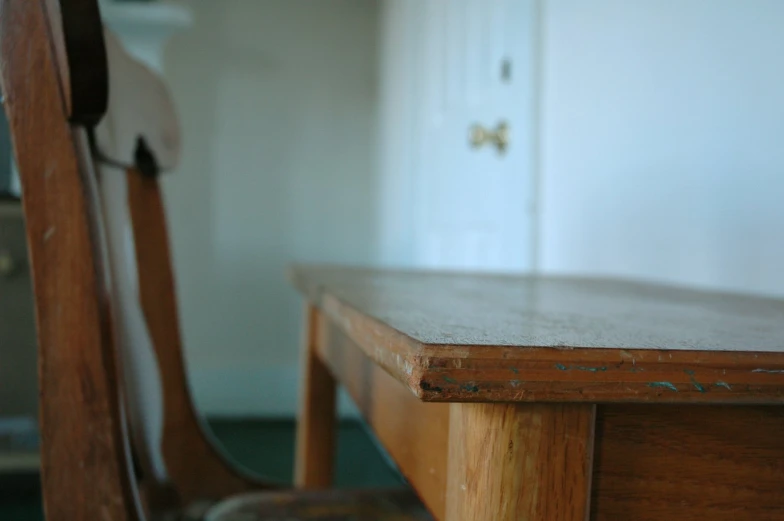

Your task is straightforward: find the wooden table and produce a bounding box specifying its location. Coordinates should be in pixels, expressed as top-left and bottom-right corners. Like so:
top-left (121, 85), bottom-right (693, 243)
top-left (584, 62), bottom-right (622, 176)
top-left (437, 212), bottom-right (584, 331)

top-left (289, 266), bottom-right (784, 521)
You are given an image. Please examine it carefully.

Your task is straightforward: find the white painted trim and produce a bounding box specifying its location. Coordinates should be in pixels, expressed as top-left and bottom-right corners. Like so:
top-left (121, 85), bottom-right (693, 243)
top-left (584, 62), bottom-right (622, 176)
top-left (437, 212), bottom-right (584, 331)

top-left (189, 365), bottom-right (359, 419)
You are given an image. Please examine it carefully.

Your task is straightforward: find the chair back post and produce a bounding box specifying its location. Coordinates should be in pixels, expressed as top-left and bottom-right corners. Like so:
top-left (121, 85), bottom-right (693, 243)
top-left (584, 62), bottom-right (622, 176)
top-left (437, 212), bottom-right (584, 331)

top-left (94, 28), bottom-right (275, 503)
top-left (0, 1), bottom-right (141, 519)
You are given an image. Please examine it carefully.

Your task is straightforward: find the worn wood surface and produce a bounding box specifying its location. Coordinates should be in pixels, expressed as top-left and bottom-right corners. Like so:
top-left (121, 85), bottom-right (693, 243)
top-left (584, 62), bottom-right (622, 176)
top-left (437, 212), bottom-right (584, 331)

top-left (592, 404), bottom-right (784, 520)
top-left (290, 266), bottom-right (784, 403)
top-left (294, 305), bottom-right (337, 489)
top-left (315, 311), bottom-right (449, 519)
top-left (0, 0), bottom-right (138, 519)
top-left (127, 170), bottom-right (275, 502)
top-left (446, 403), bottom-right (595, 521)
top-left (312, 301), bottom-right (784, 521)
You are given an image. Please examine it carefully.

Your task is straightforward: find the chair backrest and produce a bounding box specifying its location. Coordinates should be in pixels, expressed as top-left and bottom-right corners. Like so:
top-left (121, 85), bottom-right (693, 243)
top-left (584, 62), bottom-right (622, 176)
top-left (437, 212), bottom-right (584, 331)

top-left (94, 19), bottom-right (270, 512)
top-left (95, 29), bottom-right (180, 489)
top-left (4, 0), bottom-right (187, 516)
top-left (3, 3), bottom-right (271, 519)
top-left (0, 1), bottom-right (141, 520)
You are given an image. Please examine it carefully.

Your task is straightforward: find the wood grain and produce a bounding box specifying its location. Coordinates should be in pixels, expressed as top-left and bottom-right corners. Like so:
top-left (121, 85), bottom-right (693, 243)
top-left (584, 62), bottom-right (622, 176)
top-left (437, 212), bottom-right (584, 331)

top-left (0, 1), bottom-right (138, 519)
top-left (294, 304), bottom-right (337, 489)
top-left (592, 404), bottom-right (784, 520)
top-left (314, 310), bottom-right (449, 520)
top-left (312, 304), bottom-right (784, 520)
top-left (445, 403), bottom-right (595, 521)
top-left (127, 170), bottom-right (276, 502)
top-left (290, 265), bottom-right (784, 403)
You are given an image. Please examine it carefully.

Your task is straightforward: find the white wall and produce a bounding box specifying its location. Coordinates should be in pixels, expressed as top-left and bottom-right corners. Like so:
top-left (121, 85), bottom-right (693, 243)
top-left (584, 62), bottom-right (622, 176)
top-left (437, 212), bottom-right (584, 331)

top-left (163, 0), bottom-right (379, 416)
top-left (539, 0), bottom-right (784, 297)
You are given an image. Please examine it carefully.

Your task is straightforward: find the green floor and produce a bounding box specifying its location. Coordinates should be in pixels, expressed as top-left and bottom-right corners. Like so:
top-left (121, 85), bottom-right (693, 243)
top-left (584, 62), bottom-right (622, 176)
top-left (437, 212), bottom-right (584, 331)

top-left (0, 419), bottom-right (402, 521)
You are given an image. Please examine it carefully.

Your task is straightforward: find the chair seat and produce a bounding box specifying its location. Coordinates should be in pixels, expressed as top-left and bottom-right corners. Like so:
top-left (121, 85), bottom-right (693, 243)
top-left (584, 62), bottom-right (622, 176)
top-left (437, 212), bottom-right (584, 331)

top-left (201, 489), bottom-right (433, 521)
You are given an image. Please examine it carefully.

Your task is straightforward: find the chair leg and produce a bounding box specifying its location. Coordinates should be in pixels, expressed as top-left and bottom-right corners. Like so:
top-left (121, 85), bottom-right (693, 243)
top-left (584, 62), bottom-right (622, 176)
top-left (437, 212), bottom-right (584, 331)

top-left (295, 304), bottom-right (337, 489)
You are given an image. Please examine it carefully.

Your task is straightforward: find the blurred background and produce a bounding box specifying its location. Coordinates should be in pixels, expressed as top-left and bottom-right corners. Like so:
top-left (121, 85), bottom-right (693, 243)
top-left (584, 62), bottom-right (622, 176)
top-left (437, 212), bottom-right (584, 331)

top-left (1, 0), bottom-right (783, 516)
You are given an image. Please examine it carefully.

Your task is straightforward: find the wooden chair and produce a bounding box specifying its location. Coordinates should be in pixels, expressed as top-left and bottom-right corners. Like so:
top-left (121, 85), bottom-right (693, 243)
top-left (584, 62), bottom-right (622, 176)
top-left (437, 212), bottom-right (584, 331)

top-left (0, 1), bottom-right (430, 520)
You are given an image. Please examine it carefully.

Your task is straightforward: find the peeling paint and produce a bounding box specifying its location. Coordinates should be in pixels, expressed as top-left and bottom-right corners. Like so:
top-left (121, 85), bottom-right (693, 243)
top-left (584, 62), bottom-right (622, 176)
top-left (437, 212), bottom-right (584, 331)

top-left (575, 365), bottom-right (607, 372)
top-left (684, 370), bottom-right (706, 393)
top-left (510, 380), bottom-right (521, 387)
top-left (648, 381), bottom-right (678, 392)
top-left (420, 381), bottom-right (442, 393)
top-left (690, 380), bottom-right (706, 393)
top-left (509, 367), bottom-right (519, 374)
top-left (555, 363), bottom-right (607, 373)
top-left (714, 381), bottom-right (732, 390)
top-left (459, 383), bottom-right (479, 393)
top-left (752, 368), bottom-right (784, 374)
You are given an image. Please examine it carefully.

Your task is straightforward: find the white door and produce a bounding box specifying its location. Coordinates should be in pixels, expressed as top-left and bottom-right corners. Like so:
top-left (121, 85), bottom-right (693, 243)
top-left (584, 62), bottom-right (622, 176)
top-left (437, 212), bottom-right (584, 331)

top-left (384, 0), bottom-right (538, 272)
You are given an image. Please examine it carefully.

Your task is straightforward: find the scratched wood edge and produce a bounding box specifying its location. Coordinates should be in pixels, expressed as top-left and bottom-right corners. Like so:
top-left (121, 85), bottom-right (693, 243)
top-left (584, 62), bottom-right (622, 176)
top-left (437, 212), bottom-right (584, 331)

top-left (308, 292), bottom-right (784, 520)
top-left (289, 266), bottom-right (784, 404)
top-left (288, 267), bottom-right (428, 397)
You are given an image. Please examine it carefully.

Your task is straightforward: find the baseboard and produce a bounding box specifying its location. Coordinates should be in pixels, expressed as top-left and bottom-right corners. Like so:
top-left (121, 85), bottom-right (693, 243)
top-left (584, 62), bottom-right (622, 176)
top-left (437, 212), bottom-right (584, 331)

top-left (0, 469), bottom-right (40, 500)
top-left (188, 365), bottom-right (359, 418)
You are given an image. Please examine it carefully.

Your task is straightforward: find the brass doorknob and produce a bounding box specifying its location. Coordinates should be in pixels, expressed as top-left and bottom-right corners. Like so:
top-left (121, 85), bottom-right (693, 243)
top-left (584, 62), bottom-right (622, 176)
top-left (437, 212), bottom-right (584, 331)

top-left (469, 121), bottom-right (509, 153)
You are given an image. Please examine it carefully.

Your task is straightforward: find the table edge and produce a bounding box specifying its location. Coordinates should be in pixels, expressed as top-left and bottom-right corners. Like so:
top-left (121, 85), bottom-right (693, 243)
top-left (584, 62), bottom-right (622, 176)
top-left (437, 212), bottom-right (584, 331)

top-left (289, 266), bottom-right (784, 404)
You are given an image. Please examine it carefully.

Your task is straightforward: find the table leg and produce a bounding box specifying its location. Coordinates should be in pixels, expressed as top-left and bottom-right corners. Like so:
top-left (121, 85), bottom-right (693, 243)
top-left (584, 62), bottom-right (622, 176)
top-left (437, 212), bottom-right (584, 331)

top-left (446, 403), bottom-right (596, 521)
top-left (294, 304), bottom-right (336, 488)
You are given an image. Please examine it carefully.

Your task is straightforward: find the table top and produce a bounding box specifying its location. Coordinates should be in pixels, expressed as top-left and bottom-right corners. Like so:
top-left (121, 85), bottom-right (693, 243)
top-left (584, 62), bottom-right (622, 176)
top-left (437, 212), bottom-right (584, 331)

top-left (290, 266), bottom-right (784, 403)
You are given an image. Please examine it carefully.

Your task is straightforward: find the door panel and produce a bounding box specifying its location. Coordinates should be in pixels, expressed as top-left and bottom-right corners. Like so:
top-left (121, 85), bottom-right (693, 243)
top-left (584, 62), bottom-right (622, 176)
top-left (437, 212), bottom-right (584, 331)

top-left (413, 0), bottom-right (537, 271)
